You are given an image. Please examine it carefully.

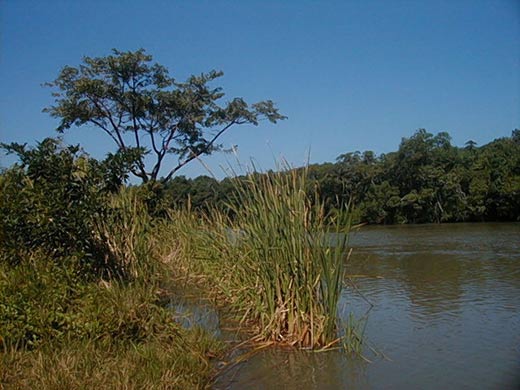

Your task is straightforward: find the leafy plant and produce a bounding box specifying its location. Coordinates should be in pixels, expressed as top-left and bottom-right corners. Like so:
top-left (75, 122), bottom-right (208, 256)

top-left (1, 139), bottom-right (105, 268)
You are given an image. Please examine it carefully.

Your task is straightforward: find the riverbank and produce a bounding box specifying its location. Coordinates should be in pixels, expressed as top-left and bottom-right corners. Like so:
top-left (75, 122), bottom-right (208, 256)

top-left (0, 178), bottom-right (227, 389)
top-left (0, 251), bottom-right (224, 389)
top-left (1, 167), bottom-right (355, 388)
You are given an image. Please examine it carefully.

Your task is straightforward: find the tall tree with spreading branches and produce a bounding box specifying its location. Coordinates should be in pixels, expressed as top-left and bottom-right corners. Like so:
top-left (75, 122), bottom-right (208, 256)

top-left (44, 49), bottom-right (285, 183)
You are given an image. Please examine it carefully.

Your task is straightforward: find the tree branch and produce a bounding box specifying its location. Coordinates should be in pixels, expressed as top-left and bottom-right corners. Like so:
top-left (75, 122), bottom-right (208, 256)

top-left (89, 118), bottom-right (122, 147)
top-left (89, 96), bottom-right (150, 181)
top-left (161, 121), bottom-right (235, 182)
top-left (150, 125), bottom-right (179, 180)
top-left (87, 96), bottom-right (127, 150)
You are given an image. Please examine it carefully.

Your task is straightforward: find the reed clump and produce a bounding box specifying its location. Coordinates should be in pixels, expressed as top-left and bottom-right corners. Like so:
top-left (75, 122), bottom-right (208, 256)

top-left (92, 187), bottom-right (155, 280)
top-left (165, 167), bottom-right (352, 349)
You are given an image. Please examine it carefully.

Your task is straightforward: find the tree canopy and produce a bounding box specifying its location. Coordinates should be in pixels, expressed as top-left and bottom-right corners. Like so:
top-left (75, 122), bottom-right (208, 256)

top-left (156, 129), bottom-right (520, 224)
top-left (44, 49), bottom-right (285, 183)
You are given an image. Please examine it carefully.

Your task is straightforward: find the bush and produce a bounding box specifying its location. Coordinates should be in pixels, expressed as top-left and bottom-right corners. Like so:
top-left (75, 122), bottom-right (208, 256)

top-left (0, 138), bottom-right (128, 275)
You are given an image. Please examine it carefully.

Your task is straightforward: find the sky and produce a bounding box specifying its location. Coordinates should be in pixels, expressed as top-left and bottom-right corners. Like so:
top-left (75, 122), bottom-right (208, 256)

top-left (1, 0), bottom-right (519, 180)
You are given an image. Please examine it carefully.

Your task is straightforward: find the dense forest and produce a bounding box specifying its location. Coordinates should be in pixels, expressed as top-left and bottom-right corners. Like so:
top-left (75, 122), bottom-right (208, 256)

top-left (158, 129), bottom-right (520, 224)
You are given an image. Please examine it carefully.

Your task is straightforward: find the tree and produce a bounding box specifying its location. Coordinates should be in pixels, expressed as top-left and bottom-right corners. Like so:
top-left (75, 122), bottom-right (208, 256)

top-left (464, 140), bottom-right (477, 151)
top-left (44, 49), bottom-right (285, 183)
top-left (512, 129), bottom-right (520, 145)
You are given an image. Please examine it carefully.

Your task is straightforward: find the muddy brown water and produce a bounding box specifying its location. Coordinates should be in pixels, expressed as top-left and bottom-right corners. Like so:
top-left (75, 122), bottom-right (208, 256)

top-left (212, 223), bottom-right (520, 390)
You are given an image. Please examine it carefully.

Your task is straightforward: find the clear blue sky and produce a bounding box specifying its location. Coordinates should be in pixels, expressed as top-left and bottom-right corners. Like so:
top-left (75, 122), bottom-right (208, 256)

top-left (1, 0), bottom-right (519, 179)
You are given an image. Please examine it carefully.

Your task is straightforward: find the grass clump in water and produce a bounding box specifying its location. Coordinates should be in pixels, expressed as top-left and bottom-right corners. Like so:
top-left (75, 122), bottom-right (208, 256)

top-left (341, 312), bottom-right (367, 355)
top-left (166, 167), bottom-right (352, 349)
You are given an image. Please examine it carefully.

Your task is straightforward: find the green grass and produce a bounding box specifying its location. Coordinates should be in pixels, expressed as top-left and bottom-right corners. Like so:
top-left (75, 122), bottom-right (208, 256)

top-left (1, 333), bottom-right (220, 390)
top-left (0, 188), bottom-right (224, 389)
top-left (0, 253), bottom-right (223, 389)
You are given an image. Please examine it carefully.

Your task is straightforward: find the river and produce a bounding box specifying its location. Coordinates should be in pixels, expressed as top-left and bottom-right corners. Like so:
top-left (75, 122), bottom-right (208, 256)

top-left (214, 223), bottom-right (520, 389)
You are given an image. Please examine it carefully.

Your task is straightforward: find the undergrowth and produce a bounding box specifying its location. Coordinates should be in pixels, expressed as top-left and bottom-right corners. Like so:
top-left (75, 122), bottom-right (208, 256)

top-left (0, 188), bottom-right (223, 389)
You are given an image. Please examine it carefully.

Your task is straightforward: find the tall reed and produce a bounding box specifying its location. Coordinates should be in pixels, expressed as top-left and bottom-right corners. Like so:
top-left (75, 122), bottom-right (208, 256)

top-left (175, 167), bottom-right (352, 348)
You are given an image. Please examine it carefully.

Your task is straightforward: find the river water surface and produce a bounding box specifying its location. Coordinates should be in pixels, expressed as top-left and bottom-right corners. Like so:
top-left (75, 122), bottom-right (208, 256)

top-left (215, 223), bottom-right (520, 390)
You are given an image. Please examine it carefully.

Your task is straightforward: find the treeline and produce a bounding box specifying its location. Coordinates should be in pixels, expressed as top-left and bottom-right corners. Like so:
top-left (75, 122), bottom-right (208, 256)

top-left (158, 129), bottom-right (520, 224)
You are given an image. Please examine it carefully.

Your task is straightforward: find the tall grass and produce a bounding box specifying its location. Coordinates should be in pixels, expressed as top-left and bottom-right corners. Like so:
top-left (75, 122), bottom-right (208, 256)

top-left (0, 187), bottom-right (224, 389)
top-left (92, 187), bottom-right (154, 280)
top-left (0, 251), bottom-right (223, 389)
top-left (163, 167), bottom-right (352, 348)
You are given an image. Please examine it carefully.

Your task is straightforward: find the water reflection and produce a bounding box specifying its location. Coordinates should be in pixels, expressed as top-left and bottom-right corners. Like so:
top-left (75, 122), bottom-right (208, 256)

top-left (399, 254), bottom-right (464, 319)
top-left (167, 294), bottom-right (221, 337)
top-left (214, 348), bottom-right (370, 390)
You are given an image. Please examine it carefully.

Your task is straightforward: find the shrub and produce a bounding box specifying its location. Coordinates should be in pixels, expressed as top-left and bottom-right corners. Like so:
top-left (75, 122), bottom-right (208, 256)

top-left (0, 138), bottom-right (129, 275)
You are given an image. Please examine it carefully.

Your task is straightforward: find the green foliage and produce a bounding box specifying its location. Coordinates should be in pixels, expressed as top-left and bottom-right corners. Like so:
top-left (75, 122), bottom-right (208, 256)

top-left (0, 253), bottom-right (222, 389)
top-left (357, 129), bottom-right (520, 223)
top-left (0, 253), bottom-right (79, 348)
top-left (161, 129), bottom-right (519, 224)
top-left (45, 48), bottom-right (285, 183)
top-left (0, 138), bottom-right (157, 279)
top-left (1, 139), bottom-right (107, 269)
top-left (0, 254), bottom-right (174, 349)
top-left (0, 175), bottom-right (222, 387)
top-left (152, 175), bottom-right (228, 216)
top-left (0, 183), bottom-right (168, 350)
top-left (92, 187), bottom-right (155, 280)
